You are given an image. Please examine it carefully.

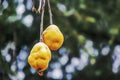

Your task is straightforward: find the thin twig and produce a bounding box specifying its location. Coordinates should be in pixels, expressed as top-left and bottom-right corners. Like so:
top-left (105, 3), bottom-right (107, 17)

top-left (32, 0), bottom-right (38, 13)
top-left (40, 9), bottom-right (44, 41)
top-left (40, 0), bottom-right (45, 41)
top-left (38, 0), bottom-right (42, 14)
top-left (47, 0), bottom-right (53, 24)
top-left (32, 0), bottom-right (46, 41)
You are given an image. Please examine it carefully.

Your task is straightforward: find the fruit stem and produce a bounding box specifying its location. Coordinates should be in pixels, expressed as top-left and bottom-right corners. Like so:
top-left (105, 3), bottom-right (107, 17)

top-left (47, 0), bottom-right (53, 24)
top-left (38, 71), bottom-right (44, 76)
top-left (37, 68), bottom-right (44, 76)
top-left (40, 0), bottom-right (45, 41)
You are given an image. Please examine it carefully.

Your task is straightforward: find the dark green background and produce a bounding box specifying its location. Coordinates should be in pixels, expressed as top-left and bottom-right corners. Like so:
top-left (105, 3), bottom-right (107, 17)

top-left (0, 0), bottom-right (120, 80)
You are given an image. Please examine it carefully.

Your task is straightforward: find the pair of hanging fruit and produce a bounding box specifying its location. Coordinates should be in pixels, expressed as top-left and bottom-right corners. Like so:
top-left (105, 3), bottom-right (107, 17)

top-left (28, 24), bottom-right (64, 76)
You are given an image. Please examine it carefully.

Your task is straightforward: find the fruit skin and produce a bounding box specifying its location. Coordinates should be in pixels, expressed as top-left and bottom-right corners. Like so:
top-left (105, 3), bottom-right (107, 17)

top-left (28, 42), bottom-right (51, 71)
top-left (42, 24), bottom-right (64, 50)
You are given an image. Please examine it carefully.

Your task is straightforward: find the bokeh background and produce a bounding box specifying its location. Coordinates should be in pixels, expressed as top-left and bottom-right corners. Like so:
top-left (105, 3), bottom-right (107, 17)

top-left (0, 0), bottom-right (120, 80)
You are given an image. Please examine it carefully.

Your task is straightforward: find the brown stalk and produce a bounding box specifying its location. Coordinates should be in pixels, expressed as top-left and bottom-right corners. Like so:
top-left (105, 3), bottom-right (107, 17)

top-left (47, 0), bottom-right (53, 24)
top-left (40, 8), bottom-right (45, 41)
top-left (39, 0), bottom-right (45, 41)
top-left (32, 0), bottom-right (38, 13)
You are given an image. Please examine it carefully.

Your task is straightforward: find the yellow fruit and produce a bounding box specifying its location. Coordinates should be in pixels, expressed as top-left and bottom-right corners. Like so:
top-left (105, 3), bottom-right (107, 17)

top-left (42, 24), bottom-right (64, 50)
top-left (28, 42), bottom-right (51, 72)
top-left (45, 24), bottom-right (59, 30)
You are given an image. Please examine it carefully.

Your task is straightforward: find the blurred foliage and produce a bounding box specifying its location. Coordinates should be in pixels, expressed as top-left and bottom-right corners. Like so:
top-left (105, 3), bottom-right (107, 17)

top-left (0, 0), bottom-right (120, 80)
